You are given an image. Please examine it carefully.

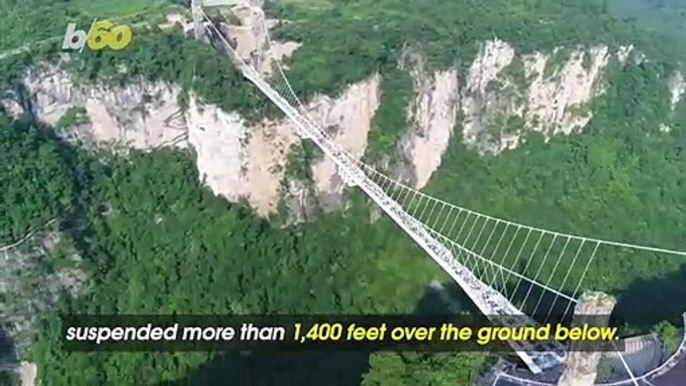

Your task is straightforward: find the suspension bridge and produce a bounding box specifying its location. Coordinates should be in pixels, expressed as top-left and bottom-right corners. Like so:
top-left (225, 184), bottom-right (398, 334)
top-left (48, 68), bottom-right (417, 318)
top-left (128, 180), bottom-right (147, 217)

top-left (192, 0), bottom-right (686, 376)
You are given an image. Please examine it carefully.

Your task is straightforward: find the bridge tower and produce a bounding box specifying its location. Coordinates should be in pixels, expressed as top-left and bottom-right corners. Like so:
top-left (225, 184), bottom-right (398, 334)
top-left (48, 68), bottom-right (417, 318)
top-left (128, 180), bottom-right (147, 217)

top-left (558, 292), bottom-right (617, 386)
top-left (190, 0), bottom-right (208, 43)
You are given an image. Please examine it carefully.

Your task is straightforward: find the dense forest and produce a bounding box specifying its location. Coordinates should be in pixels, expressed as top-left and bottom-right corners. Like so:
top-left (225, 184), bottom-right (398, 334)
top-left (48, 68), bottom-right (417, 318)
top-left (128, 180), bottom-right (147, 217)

top-left (1, 0), bottom-right (686, 385)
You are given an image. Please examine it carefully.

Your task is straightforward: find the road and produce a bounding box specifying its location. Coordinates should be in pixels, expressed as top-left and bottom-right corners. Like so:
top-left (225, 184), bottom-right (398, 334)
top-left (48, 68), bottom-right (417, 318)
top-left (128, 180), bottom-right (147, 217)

top-left (649, 356), bottom-right (686, 386)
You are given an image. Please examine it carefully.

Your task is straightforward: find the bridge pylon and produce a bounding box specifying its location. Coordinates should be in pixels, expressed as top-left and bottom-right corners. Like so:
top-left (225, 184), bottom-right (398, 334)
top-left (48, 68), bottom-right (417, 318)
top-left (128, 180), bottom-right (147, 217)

top-left (191, 0), bottom-right (208, 43)
top-left (558, 292), bottom-right (617, 386)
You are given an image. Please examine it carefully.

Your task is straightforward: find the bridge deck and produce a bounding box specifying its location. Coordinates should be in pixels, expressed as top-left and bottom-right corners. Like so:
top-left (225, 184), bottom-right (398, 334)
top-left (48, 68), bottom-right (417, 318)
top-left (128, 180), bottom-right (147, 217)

top-left (197, 4), bottom-right (566, 374)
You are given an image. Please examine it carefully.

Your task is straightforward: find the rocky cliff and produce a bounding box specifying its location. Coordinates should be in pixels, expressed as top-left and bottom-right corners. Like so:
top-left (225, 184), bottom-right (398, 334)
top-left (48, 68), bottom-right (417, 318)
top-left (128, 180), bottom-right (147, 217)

top-left (13, 64), bottom-right (381, 217)
top-left (670, 71), bottom-right (685, 112)
top-left (401, 51), bottom-right (460, 189)
top-left (461, 40), bottom-right (627, 154)
top-left (23, 65), bottom-right (187, 150)
top-left (397, 40), bottom-right (636, 187)
top-left (4, 3), bottom-right (677, 218)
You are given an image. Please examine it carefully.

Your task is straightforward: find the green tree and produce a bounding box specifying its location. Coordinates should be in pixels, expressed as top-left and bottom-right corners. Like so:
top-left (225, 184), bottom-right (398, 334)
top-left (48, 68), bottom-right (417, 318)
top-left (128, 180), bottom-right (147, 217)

top-left (362, 352), bottom-right (486, 386)
top-left (652, 320), bottom-right (680, 354)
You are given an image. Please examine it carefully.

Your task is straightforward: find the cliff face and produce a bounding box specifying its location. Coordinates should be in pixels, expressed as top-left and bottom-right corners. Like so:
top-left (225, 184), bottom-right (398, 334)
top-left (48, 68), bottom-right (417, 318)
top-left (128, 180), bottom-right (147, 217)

top-left (23, 65), bottom-right (187, 150)
top-left (396, 40), bottom-right (633, 188)
top-left (307, 74), bottom-right (382, 211)
top-left (185, 97), bottom-right (300, 216)
top-left (6, 31), bottom-right (673, 218)
top-left (184, 74), bottom-right (382, 216)
top-left (460, 40), bottom-right (628, 154)
top-left (401, 51), bottom-right (460, 189)
top-left (15, 65), bottom-right (381, 217)
top-left (670, 71), bottom-right (685, 112)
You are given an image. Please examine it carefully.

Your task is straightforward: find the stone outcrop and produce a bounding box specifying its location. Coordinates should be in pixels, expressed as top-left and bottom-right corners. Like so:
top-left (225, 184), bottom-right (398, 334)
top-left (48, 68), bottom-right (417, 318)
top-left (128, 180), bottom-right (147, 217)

top-left (23, 65), bottom-right (187, 150)
top-left (669, 71), bottom-right (685, 112)
top-left (461, 41), bottom-right (625, 154)
top-left (306, 74), bottom-right (382, 211)
top-left (401, 52), bottom-right (460, 189)
top-left (17, 65), bottom-right (381, 217)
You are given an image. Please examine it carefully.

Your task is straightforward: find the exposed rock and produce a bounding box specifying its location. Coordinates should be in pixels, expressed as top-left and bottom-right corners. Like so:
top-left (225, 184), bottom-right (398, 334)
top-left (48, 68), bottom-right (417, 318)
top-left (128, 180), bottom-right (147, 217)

top-left (187, 96), bottom-right (300, 215)
top-left (285, 179), bottom-right (316, 224)
top-left (616, 45), bottom-right (634, 63)
top-left (262, 40), bottom-right (301, 75)
top-left (24, 65), bottom-right (187, 151)
top-left (0, 89), bottom-right (24, 117)
top-left (526, 46), bottom-right (609, 134)
top-left (224, 3), bottom-right (267, 64)
top-left (465, 39), bottom-right (517, 97)
top-left (20, 64), bottom-right (380, 216)
top-left (669, 71), bottom-right (685, 112)
top-left (18, 362), bottom-right (36, 386)
top-left (185, 72), bottom-right (380, 215)
top-left (461, 39), bottom-right (518, 153)
top-left (158, 13), bottom-right (188, 30)
top-left (421, 39), bottom-right (618, 159)
top-left (461, 41), bottom-right (612, 154)
top-left (401, 51), bottom-right (460, 189)
top-left (307, 74), bottom-right (382, 211)
top-left (0, 98), bottom-right (23, 117)
top-left (220, 0), bottom-right (300, 76)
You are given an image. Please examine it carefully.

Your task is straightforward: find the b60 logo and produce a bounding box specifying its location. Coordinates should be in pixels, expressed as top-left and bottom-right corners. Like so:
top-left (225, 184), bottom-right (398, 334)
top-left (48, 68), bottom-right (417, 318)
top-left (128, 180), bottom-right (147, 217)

top-left (62, 20), bottom-right (132, 51)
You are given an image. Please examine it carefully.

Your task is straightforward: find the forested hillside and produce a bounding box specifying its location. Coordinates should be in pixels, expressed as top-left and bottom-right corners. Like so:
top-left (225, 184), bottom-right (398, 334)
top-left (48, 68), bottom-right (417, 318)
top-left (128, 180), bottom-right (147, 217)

top-left (2, 0), bottom-right (686, 385)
